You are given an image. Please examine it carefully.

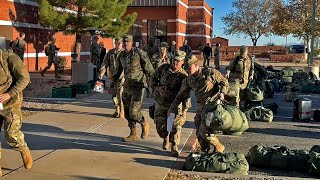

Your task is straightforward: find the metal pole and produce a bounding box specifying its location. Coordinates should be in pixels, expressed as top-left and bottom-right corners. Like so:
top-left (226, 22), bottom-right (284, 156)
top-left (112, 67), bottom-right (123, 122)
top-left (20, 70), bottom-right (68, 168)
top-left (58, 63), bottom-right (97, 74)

top-left (310, 0), bottom-right (317, 66)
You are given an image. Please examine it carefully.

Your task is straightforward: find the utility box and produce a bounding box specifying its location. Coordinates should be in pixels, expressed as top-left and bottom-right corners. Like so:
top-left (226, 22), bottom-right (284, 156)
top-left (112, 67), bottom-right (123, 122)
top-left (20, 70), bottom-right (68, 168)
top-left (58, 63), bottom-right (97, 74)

top-left (72, 62), bottom-right (95, 84)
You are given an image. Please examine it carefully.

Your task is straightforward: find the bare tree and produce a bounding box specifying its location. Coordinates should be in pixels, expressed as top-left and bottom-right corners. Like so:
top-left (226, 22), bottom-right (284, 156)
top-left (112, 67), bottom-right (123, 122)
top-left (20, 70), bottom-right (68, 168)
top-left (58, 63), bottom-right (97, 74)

top-left (221, 0), bottom-right (275, 46)
top-left (271, 0), bottom-right (320, 60)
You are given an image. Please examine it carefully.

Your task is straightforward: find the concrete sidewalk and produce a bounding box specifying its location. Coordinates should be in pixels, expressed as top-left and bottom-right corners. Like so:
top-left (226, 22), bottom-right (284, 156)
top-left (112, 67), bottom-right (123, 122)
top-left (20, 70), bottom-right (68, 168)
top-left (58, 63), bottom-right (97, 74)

top-left (1, 92), bottom-right (196, 180)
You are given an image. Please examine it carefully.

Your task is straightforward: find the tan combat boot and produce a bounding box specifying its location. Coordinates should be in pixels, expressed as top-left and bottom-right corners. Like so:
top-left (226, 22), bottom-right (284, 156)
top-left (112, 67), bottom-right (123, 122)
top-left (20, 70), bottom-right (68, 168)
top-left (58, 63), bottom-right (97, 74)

top-left (141, 121), bottom-right (150, 139)
top-left (191, 139), bottom-right (201, 152)
top-left (162, 136), bottom-right (170, 150)
top-left (122, 128), bottom-right (138, 142)
top-left (209, 136), bottom-right (225, 153)
top-left (20, 147), bottom-right (33, 170)
top-left (112, 107), bottom-right (120, 118)
top-left (171, 145), bottom-right (179, 158)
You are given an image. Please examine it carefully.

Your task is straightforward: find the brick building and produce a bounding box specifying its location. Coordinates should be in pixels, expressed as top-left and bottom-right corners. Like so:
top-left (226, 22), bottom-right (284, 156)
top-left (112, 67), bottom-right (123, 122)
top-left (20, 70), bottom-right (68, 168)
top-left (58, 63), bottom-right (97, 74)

top-left (0, 0), bottom-right (213, 71)
top-left (212, 36), bottom-right (229, 46)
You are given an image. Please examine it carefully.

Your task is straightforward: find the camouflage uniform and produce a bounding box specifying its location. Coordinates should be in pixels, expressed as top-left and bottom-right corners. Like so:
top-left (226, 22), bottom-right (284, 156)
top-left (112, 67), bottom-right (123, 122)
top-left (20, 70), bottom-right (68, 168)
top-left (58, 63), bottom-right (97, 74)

top-left (99, 47), bottom-right (125, 118)
top-left (11, 38), bottom-right (25, 62)
top-left (214, 46), bottom-right (220, 70)
top-left (150, 48), bottom-right (170, 70)
top-left (150, 51), bottom-right (188, 156)
top-left (0, 50), bottom-right (32, 174)
top-left (169, 55), bottom-right (229, 152)
top-left (112, 35), bottom-right (154, 142)
top-left (253, 62), bottom-right (268, 91)
top-left (226, 47), bottom-right (254, 107)
top-left (90, 39), bottom-right (101, 69)
top-left (41, 39), bottom-right (60, 78)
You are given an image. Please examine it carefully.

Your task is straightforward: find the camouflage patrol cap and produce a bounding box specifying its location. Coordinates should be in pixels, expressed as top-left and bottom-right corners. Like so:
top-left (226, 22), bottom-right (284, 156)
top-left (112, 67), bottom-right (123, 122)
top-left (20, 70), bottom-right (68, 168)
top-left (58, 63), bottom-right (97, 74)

top-left (122, 34), bottom-right (133, 42)
top-left (240, 45), bottom-right (248, 54)
top-left (114, 37), bottom-right (123, 43)
top-left (161, 42), bottom-right (169, 48)
top-left (174, 50), bottom-right (186, 61)
top-left (186, 55), bottom-right (198, 68)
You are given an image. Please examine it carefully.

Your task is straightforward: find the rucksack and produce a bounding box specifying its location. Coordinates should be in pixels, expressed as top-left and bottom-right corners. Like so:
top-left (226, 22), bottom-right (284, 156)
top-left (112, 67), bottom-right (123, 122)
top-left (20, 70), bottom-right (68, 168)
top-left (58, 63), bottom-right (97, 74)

top-left (45, 44), bottom-right (51, 56)
top-left (264, 80), bottom-right (275, 98)
top-left (247, 86), bottom-right (264, 102)
top-left (270, 78), bottom-right (281, 92)
top-left (245, 106), bottom-right (273, 122)
top-left (184, 152), bottom-right (249, 175)
top-left (247, 145), bottom-right (310, 171)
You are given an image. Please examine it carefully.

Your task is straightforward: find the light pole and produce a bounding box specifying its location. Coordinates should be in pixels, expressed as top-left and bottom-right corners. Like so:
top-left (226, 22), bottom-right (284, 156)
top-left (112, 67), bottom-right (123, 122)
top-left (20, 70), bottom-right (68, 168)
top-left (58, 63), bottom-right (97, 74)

top-left (309, 0), bottom-right (317, 66)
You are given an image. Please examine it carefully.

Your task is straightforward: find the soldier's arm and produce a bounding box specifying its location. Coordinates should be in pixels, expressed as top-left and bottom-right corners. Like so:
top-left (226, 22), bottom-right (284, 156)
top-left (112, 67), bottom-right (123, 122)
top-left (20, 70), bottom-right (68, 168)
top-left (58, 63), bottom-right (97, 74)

top-left (99, 52), bottom-right (110, 79)
top-left (226, 58), bottom-right (236, 72)
top-left (139, 50), bottom-right (155, 78)
top-left (213, 69), bottom-right (229, 94)
top-left (111, 54), bottom-right (123, 88)
top-left (249, 59), bottom-right (255, 79)
top-left (150, 65), bottom-right (163, 89)
top-left (6, 54), bottom-right (30, 97)
top-left (93, 44), bottom-right (100, 56)
top-left (169, 78), bottom-right (191, 113)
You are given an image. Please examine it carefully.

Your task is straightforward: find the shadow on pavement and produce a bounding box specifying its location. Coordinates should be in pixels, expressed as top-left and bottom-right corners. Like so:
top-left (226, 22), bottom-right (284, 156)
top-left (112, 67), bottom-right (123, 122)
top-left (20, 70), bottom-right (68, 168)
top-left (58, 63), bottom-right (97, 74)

top-left (248, 127), bottom-right (320, 139)
top-left (133, 158), bottom-right (175, 169)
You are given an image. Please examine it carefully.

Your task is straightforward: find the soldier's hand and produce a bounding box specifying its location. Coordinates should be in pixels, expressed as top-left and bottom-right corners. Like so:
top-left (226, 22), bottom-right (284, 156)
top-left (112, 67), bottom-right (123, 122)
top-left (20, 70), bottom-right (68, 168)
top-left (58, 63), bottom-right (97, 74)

top-left (249, 76), bottom-right (254, 80)
top-left (0, 93), bottom-right (11, 102)
top-left (218, 93), bottom-right (224, 101)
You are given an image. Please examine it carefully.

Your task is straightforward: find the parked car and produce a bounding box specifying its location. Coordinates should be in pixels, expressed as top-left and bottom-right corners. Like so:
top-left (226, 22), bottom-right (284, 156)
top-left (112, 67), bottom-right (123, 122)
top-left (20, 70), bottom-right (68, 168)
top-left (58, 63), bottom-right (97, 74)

top-left (288, 45), bottom-right (305, 53)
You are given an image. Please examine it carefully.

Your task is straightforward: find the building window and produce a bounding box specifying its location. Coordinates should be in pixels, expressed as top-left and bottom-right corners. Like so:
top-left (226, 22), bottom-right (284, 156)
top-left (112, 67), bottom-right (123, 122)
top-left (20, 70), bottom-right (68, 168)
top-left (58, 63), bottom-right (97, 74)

top-left (128, 21), bottom-right (143, 45)
top-left (148, 20), bottom-right (167, 43)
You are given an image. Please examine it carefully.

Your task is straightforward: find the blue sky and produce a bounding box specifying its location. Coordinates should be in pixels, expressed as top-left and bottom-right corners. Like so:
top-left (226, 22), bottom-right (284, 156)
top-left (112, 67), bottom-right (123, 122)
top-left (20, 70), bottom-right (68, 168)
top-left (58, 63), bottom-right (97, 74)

top-left (207, 0), bottom-right (303, 46)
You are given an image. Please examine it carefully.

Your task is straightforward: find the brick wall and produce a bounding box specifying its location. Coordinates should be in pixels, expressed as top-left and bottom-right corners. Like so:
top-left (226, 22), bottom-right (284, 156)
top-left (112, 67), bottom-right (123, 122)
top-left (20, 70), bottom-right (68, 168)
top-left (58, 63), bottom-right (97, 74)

top-left (270, 54), bottom-right (304, 62)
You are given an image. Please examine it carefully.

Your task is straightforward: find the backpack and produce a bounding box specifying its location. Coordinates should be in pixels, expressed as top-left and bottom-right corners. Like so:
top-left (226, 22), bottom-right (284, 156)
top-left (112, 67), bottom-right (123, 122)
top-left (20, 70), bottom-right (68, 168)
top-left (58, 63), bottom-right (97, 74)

top-left (281, 67), bottom-right (295, 84)
top-left (45, 44), bottom-right (51, 56)
top-left (245, 106), bottom-right (273, 122)
top-left (264, 80), bottom-right (275, 98)
top-left (247, 145), bottom-right (310, 171)
top-left (247, 86), bottom-right (264, 102)
top-left (184, 152), bottom-right (249, 175)
top-left (270, 78), bottom-right (281, 92)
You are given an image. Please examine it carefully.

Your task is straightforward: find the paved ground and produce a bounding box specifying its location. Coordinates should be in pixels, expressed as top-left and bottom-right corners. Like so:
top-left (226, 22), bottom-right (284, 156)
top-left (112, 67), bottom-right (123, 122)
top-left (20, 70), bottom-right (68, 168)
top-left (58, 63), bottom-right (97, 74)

top-left (1, 61), bottom-right (319, 179)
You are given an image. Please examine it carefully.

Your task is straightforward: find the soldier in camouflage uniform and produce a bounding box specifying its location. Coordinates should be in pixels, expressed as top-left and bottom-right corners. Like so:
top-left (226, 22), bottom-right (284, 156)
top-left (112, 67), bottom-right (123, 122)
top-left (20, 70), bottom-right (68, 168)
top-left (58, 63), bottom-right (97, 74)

top-left (112, 35), bottom-right (154, 142)
top-left (226, 46), bottom-right (254, 107)
top-left (150, 46), bottom-right (170, 70)
top-left (11, 32), bottom-right (26, 62)
top-left (214, 43), bottom-right (220, 70)
top-left (143, 37), bottom-right (159, 97)
top-left (90, 35), bottom-right (101, 70)
top-left (40, 37), bottom-right (61, 78)
top-left (168, 55), bottom-right (229, 153)
top-left (0, 49), bottom-right (33, 176)
top-left (99, 37), bottom-right (124, 118)
top-left (150, 51), bottom-right (188, 157)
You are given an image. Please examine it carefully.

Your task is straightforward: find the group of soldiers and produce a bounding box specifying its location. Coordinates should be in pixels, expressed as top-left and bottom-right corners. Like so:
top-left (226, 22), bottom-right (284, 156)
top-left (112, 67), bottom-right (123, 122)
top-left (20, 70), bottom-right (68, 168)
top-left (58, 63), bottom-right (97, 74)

top-left (98, 34), bottom-right (254, 157)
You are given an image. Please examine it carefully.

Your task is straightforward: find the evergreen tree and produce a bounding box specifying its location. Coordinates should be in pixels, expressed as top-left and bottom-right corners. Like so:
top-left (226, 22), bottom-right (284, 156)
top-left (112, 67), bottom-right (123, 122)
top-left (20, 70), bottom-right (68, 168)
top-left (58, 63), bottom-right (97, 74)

top-left (37, 0), bottom-right (136, 58)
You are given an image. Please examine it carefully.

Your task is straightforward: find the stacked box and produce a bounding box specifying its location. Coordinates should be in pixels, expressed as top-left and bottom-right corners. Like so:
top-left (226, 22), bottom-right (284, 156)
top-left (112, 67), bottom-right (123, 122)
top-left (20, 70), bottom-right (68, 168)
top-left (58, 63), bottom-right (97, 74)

top-left (52, 87), bottom-right (76, 98)
top-left (71, 83), bottom-right (92, 94)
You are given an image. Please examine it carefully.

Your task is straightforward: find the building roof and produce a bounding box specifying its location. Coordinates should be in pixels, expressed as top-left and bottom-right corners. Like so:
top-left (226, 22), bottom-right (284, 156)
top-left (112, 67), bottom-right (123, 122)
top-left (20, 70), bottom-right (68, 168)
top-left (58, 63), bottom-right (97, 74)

top-left (129, 0), bottom-right (177, 6)
top-left (212, 36), bottom-right (229, 41)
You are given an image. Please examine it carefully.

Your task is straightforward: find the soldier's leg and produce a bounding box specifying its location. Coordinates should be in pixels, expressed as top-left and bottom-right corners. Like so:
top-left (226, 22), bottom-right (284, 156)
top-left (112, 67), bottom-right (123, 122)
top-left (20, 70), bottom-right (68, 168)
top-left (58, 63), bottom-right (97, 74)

top-left (122, 90), bottom-right (138, 142)
top-left (192, 104), bottom-right (203, 151)
top-left (40, 57), bottom-right (53, 76)
top-left (117, 81), bottom-right (124, 118)
top-left (169, 104), bottom-right (186, 157)
top-left (130, 88), bottom-right (150, 139)
top-left (3, 108), bottom-right (32, 169)
top-left (154, 102), bottom-right (169, 150)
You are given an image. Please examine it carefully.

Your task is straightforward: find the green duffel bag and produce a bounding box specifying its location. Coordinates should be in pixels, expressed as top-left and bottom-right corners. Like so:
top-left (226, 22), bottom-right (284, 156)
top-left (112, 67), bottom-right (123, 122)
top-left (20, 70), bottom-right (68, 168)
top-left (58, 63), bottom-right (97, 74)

top-left (247, 145), bottom-right (309, 171)
top-left (245, 106), bottom-right (273, 122)
top-left (309, 151), bottom-right (320, 177)
top-left (311, 145), bottom-right (320, 153)
top-left (226, 81), bottom-right (240, 98)
top-left (184, 152), bottom-right (249, 175)
top-left (247, 86), bottom-right (264, 102)
top-left (281, 67), bottom-right (295, 77)
top-left (202, 102), bottom-right (249, 135)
